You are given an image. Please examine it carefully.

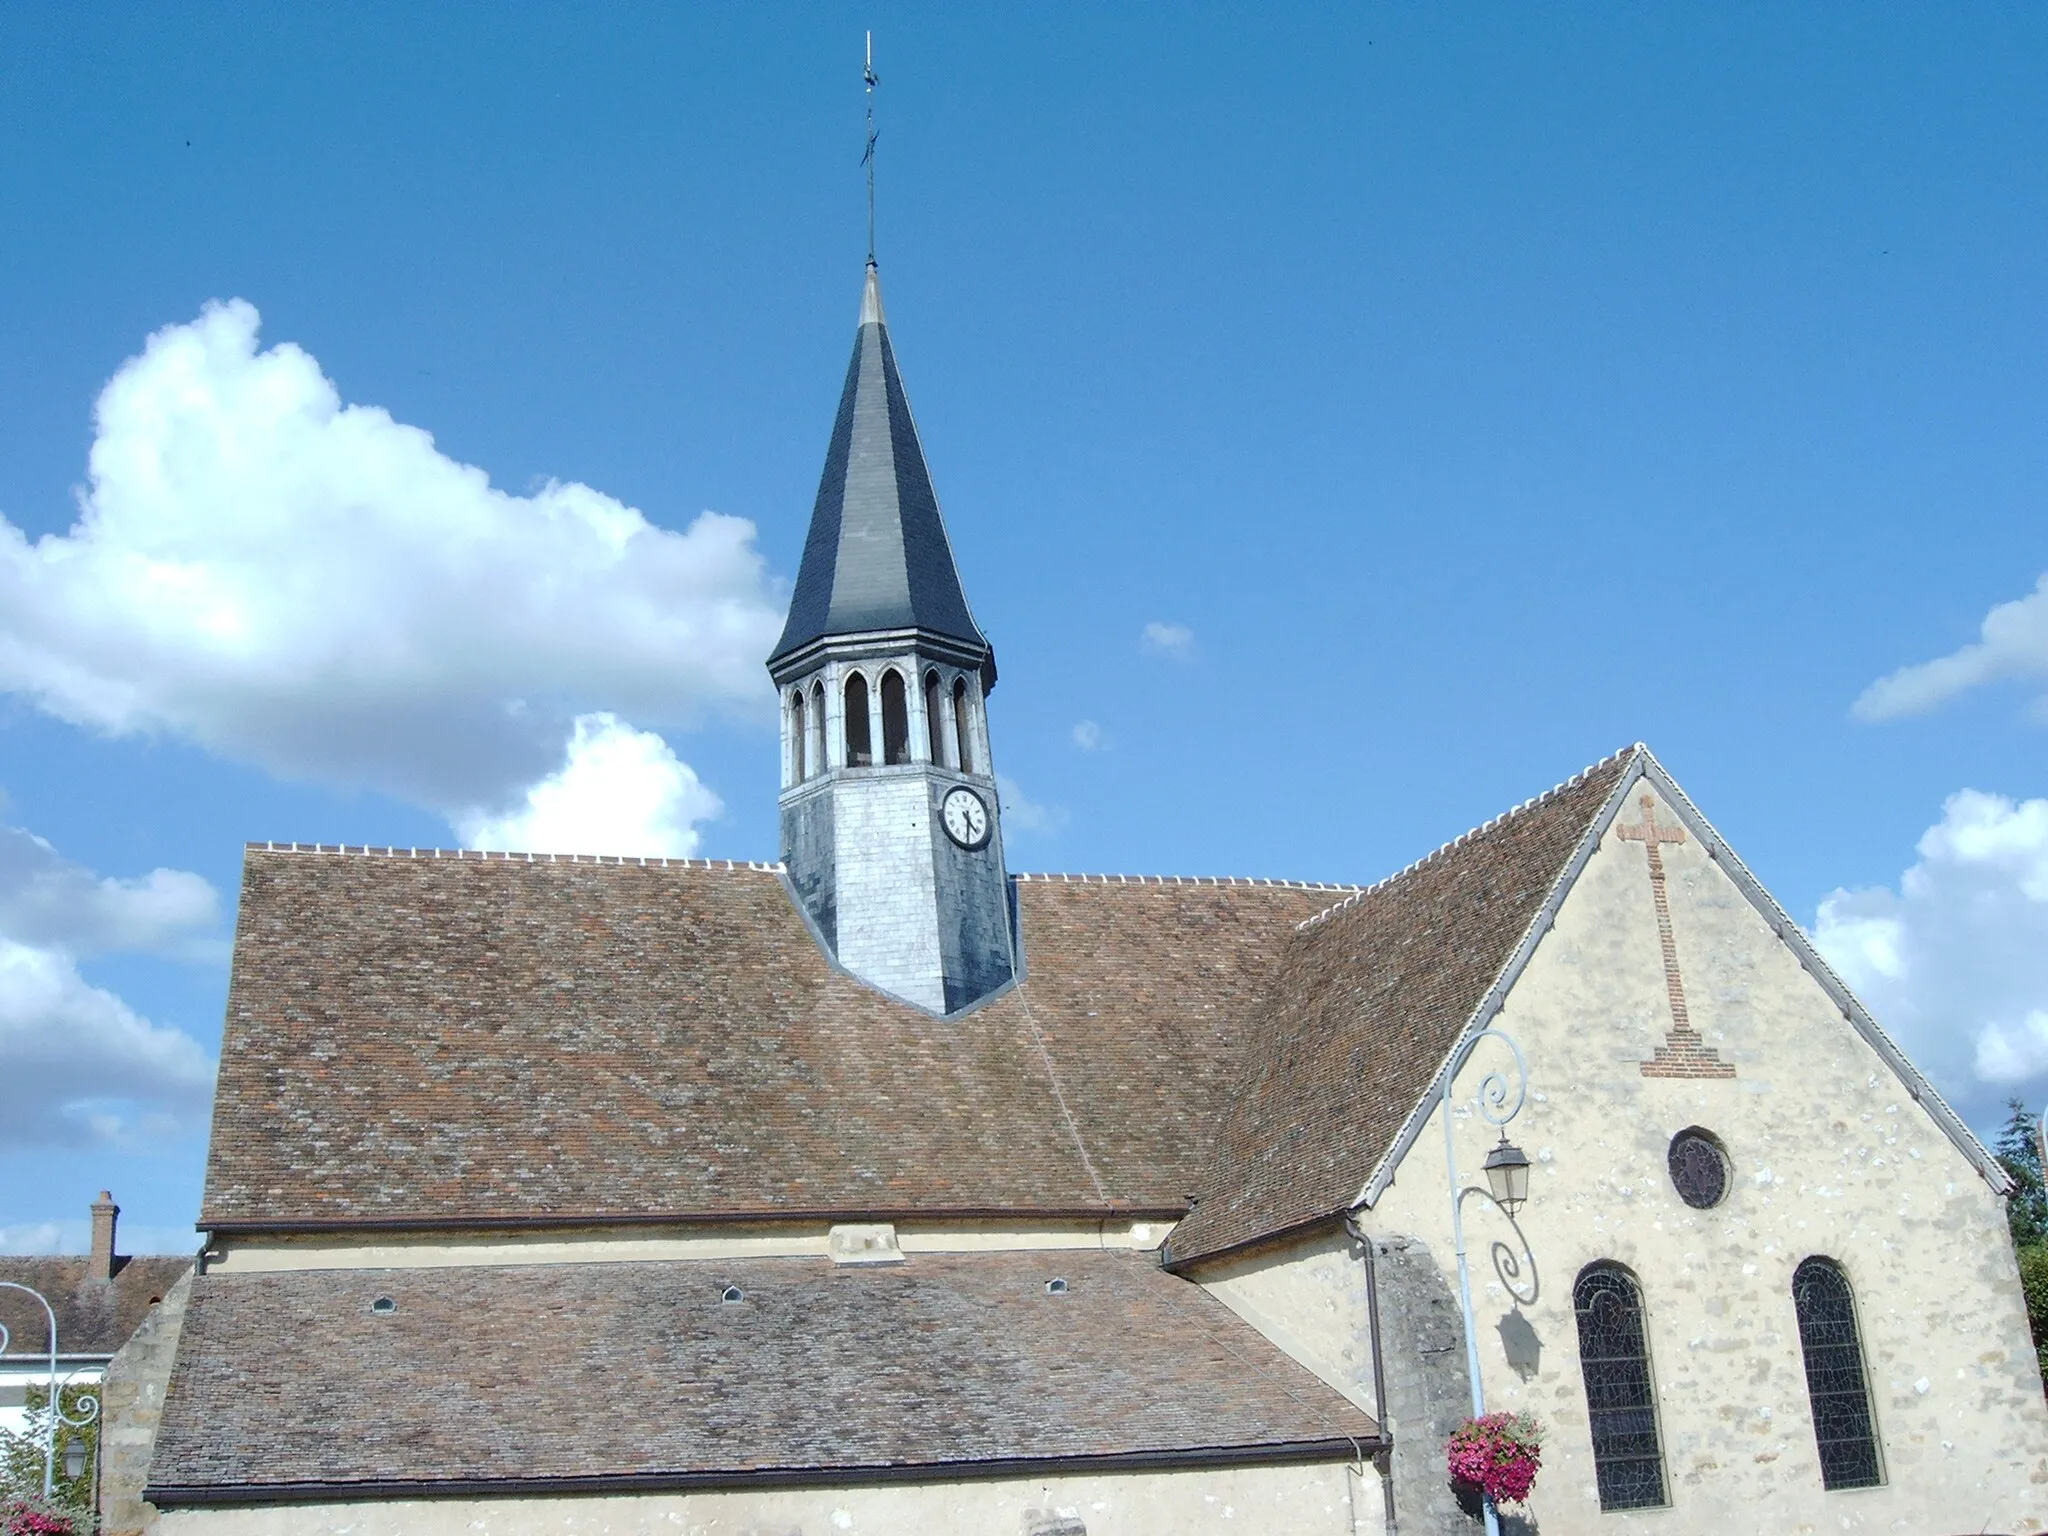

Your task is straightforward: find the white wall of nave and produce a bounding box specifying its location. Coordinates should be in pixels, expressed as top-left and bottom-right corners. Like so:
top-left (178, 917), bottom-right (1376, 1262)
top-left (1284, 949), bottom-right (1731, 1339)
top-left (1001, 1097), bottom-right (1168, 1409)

top-left (153, 1459), bottom-right (1383, 1536)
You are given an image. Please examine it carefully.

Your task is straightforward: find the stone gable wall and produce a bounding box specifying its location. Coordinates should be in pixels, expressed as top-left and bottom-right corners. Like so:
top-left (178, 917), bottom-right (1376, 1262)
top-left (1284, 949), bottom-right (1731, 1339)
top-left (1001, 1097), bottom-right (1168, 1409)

top-left (1194, 784), bottom-right (2048, 1533)
top-left (1368, 784), bottom-right (2048, 1532)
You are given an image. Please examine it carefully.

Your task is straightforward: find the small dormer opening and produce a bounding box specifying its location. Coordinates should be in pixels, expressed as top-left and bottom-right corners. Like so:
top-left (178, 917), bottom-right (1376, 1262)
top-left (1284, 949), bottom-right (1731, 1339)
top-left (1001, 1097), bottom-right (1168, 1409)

top-left (790, 690), bottom-right (808, 781)
top-left (370, 1296), bottom-right (396, 1314)
top-left (952, 676), bottom-right (975, 773)
top-left (881, 668), bottom-right (910, 765)
top-left (1045, 1277), bottom-right (1069, 1295)
top-left (721, 1285), bottom-right (745, 1304)
top-left (923, 670), bottom-right (946, 765)
top-left (845, 672), bottom-right (873, 767)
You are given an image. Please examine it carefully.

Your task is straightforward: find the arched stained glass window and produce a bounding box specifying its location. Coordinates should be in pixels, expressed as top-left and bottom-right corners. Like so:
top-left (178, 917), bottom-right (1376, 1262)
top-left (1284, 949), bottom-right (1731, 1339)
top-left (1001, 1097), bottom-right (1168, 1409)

top-left (1792, 1257), bottom-right (1882, 1490)
top-left (1573, 1264), bottom-right (1667, 1511)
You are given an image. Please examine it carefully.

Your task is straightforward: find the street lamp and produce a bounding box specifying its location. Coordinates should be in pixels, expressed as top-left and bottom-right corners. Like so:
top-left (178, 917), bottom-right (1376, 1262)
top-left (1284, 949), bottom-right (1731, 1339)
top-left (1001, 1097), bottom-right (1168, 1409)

top-left (0, 1280), bottom-right (102, 1498)
top-left (63, 1433), bottom-right (87, 1483)
top-left (1482, 1135), bottom-right (1531, 1216)
top-left (1441, 1027), bottom-right (1534, 1536)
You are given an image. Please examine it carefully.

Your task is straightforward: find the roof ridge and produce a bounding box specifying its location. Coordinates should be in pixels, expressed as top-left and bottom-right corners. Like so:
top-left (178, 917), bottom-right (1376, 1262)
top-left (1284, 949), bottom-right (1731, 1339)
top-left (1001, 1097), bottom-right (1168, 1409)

top-left (243, 843), bottom-right (785, 872)
top-left (1013, 872), bottom-right (1364, 891)
top-left (1293, 743), bottom-right (1646, 932)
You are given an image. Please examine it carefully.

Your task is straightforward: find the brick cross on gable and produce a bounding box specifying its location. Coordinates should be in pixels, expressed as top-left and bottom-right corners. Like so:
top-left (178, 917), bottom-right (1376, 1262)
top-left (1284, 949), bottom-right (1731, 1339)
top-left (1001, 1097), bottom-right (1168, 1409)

top-left (1617, 794), bottom-right (1735, 1080)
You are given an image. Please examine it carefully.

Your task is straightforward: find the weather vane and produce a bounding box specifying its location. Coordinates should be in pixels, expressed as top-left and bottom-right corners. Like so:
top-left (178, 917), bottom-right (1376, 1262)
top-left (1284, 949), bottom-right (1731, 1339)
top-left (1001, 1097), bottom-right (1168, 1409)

top-left (863, 30), bottom-right (880, 266)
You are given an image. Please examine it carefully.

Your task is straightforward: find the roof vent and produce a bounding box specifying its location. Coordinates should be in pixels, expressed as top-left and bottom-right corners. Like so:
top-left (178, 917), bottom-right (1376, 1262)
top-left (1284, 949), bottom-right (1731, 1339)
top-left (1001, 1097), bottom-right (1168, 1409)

top-left (1045, 1277), bottom-right (1069, 1295)
top-left (829, 1222), bottom-right (904, 1267)
top-left (721, 1285), bottom-right (745, 1304)
top-left (370, 1296), bottom-right (396, 1315)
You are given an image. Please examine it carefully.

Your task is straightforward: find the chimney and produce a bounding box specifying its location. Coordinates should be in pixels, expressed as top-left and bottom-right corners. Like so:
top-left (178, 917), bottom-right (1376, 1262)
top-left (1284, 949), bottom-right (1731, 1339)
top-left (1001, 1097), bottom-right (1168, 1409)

top-left (89, 1191), bottom-right (118, 1281)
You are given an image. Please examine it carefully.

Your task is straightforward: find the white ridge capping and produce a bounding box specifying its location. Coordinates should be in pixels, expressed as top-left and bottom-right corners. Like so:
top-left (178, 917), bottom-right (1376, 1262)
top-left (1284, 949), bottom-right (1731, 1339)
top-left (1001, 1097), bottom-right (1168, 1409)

top-left (1013, 872), bottom-right (1363, 891)
top-left (1346, 744), bottom-right (2007, 1215)
top-left (248, 842), bottom-right (785, 871)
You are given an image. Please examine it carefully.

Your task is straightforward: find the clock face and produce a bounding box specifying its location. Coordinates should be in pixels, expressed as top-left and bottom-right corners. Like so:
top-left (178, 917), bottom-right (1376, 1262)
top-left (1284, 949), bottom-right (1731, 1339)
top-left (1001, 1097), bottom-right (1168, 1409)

top-left (940, 786), bottom-right (991, 850)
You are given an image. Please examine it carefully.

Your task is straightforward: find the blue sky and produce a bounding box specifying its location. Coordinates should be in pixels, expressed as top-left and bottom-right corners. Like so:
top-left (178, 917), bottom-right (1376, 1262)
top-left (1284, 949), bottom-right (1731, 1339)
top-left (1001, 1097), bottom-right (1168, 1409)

top-left (2, 6), bottom-right (2046, 1251)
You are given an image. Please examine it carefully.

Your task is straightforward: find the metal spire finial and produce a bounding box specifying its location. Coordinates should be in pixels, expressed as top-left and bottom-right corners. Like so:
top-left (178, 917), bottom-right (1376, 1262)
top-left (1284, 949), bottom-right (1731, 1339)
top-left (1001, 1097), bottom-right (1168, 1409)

top-left (862, 30), bottom-right (880, 266)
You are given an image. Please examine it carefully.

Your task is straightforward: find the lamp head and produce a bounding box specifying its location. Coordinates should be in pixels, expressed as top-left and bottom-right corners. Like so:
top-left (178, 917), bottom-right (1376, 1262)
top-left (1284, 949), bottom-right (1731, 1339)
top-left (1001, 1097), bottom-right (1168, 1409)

top-left (1483, 1135), bottom-right (1531, 1216)
top-left (63, 1435), bottom-right (86, 1481)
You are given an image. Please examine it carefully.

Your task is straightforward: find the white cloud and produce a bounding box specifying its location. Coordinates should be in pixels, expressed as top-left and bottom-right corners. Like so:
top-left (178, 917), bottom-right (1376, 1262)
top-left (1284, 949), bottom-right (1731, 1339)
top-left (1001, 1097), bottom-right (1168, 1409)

top-left (0, 938), bottom-right (215, 1148)
top-left (0, 300), bottom-right (785, 827)
top-left (1813, 788), bottom-right (2048, 1123)
top-left (1141, 621), bottom-right (1196, 660)
top-left (0, 1221), bottom-right (69, 1255)
top-left (0, 813), bottom-right (221, 1148)
top-left (997, 774), bottom-right (1069, 838)
top-left (1854, 573), bottom-right (2048, 720)
top-left (455, 713), bottom-right (723, 857)
top-left (0, 1219), bottom-right (196, 1257)
top-left (0, 821), bottom-right (220, 958)
top-left (1071, 720), bottom-right (1103, 751)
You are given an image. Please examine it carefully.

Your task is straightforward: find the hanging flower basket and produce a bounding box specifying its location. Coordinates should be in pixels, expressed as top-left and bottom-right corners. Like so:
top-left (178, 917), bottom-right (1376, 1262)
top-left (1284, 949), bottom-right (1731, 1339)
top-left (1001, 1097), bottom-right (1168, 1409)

top-left (1447, 1411), bottom-right (1543, 1507)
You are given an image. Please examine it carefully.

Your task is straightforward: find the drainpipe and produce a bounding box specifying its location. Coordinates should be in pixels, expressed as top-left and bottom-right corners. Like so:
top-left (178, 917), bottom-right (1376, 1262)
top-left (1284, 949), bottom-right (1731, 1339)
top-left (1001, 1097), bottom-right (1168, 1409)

top-left (1346, 1214), bottom-right (1399, 1535)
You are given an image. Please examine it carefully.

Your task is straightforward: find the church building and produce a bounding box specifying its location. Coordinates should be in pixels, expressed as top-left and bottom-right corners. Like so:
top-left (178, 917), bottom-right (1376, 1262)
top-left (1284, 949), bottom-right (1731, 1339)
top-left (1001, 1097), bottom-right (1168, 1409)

top-left (105, 259), bottom-right (2048, 1536)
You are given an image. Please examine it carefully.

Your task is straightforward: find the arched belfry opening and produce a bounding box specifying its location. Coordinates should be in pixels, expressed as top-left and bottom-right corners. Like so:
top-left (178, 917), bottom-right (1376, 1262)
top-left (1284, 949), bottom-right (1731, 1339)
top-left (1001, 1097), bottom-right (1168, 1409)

top-left (924, 670), bottom-right (946, 766)
top-left (766, 261), bottom-right (1014, 1015)
top-left (880, 670), bottom-right (910, 766)
top-left (952, 677), bottom-right (974, 775)
top-left (844, 673), bottom-right (872, 768)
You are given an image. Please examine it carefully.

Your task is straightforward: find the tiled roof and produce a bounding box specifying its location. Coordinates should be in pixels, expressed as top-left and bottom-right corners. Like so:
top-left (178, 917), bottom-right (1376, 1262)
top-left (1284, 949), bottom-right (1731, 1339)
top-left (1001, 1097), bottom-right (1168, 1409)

top-left (147, 1251), bottom-right (1382, 1500)
top-left (771, 264), bottom-right (991, 674)
top-left (200, 858), bottom-right (1330, 1228)
top-left (0, 1256), bottom-right (192, 1358)
top-left (1166, 749), bottom-right (1639, 1265)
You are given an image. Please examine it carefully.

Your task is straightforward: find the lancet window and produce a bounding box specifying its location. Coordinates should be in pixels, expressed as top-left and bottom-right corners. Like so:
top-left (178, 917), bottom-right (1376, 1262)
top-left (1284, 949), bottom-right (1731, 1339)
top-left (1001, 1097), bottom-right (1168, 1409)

top-left (810, 681), bottom-right (826, 772)
top-left (844, 672), bottom-right (872, 768)
top-left (953, 677), bottom-right (975, 774)
top-left (924, 670), bottom-right (946, 766)
top-left (880, 669), bottom-right (910, 766)
top-left (1792, 1258), bottom-right (1882, 1490)
top-left (1573, 1264), bottom-right (1667, 1511)
top-left (789, 690), bottom-right (807, 781)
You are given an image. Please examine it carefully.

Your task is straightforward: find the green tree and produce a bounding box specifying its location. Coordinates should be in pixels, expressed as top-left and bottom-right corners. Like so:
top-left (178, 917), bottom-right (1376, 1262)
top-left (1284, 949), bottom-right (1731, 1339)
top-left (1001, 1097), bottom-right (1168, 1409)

top-left (0, 1385), bottom-right (98, 1529)
top-left (1995, 1098), bottom-right (2048, 1248)
top-left (1995, 1098), bottom-right (2048, 1391)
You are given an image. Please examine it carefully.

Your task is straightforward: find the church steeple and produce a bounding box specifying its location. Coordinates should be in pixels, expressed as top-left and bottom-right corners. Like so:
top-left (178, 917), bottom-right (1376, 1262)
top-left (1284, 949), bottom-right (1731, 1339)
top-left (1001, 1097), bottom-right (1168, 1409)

top-left (770, 264), bottom-right (994, 689)
top-left (770, 264), bottom-right (1016, 1017)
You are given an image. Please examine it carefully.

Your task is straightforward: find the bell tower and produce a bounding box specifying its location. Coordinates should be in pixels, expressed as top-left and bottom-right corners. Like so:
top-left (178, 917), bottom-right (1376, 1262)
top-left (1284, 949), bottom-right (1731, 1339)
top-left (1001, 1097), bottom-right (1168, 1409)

top-left (768, 263), bottom-right (1016, 1015)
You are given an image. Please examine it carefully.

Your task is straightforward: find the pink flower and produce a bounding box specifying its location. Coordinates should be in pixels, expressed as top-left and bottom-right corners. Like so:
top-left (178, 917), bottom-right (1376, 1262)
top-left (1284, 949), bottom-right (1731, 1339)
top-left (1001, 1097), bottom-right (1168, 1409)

top-left (1447, 1411), bottom-right (1544, 1507)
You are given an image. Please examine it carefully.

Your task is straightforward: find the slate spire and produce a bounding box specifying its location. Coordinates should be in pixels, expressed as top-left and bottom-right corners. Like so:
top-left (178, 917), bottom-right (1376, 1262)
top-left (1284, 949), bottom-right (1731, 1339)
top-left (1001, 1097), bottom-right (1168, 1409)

top-left (770, 264), bottom-right (994, 687)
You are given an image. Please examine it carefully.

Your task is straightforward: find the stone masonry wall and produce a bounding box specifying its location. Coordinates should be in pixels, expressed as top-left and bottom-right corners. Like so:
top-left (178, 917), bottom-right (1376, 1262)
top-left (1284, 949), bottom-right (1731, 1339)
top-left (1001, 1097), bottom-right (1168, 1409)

top-left (1363, 783), bottom-right (2048, 1533)
top-left (1197, 781), bottom-right (2048, 1533)
top-left (832, 769), bottom-right (946, 1011)
top-left (930, 777), bottom-right (1015, 1013)
top-left (99, 1269), bottom-right (192, 1536)
top-left (1203, 1229), bottom-right (1473, 1535)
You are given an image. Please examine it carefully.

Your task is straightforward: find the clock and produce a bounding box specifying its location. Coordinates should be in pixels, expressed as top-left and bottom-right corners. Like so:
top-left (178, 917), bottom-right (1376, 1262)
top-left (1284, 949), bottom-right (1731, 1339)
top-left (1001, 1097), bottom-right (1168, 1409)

top-left (940, 786), bottom-right (992, 850)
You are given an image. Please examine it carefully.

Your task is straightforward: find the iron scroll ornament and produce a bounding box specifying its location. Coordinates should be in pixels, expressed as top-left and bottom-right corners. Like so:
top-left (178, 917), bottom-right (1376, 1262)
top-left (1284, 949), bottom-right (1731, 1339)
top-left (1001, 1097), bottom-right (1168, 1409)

top-left (0, 1279), bottom-right (103, 1497)
top-left (1443, 1028), bottom-right (1540, 1307)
